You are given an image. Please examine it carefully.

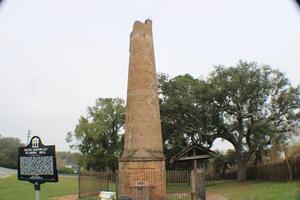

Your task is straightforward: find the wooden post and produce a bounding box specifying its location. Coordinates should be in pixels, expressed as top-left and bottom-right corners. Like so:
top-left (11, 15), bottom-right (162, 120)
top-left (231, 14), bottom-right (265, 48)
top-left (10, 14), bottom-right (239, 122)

top-left (198, 162), bottom-right (206, 200)
top-left (191, 149), bottom-right (199, 200)
top-left (169, 143), bottom-right (216, 200)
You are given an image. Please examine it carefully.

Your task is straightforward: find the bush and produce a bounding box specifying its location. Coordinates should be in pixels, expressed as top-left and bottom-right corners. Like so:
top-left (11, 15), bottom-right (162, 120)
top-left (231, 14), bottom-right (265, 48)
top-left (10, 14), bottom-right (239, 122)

top-left (58, 167), bottom-right (76, 175)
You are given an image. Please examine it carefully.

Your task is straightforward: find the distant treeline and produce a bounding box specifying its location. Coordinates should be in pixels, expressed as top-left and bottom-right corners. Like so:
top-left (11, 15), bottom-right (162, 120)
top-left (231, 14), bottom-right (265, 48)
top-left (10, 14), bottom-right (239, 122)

top-left (0, 135), bottom-right (24, 169)
top-left (0, 135), bottom-right (78, 171)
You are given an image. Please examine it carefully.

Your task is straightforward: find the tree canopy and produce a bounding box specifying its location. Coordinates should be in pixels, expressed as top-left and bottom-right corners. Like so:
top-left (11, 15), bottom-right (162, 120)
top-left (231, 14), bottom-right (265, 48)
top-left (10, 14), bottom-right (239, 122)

top-left (159, 61), bottom-right (299, 180)
top-left (66, 98), bottom-right (125, 170)
top-left (0, 135), bottom-right (24, 169)
top-left (68, 61), bottom-right (299, 180)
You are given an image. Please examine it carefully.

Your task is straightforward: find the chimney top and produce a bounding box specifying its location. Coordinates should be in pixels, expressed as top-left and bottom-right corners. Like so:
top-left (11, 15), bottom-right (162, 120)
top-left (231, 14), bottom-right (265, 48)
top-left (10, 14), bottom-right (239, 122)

top-left (131, 19), bottom-right (153, 38)
top-left (145, 19), bottom-right (152, 24)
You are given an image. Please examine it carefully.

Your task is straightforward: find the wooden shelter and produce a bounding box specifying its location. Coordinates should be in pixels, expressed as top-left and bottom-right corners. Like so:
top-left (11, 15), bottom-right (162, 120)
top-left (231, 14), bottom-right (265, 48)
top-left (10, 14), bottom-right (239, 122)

top-left (170, 143), bottom-right (216, 200)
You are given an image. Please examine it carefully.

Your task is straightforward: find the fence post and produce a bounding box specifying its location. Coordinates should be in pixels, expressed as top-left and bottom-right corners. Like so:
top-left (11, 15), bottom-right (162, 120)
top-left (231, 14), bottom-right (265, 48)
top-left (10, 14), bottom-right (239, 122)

top-left (116, 171), bottom-right (118, 199)
top-left (78, 166), bottom-right (80, 199)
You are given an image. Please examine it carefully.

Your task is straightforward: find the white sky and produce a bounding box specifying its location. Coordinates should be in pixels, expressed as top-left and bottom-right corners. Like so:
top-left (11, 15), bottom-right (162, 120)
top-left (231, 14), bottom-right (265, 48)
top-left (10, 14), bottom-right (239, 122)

top-left (0, 0), bottom-right (299, 151)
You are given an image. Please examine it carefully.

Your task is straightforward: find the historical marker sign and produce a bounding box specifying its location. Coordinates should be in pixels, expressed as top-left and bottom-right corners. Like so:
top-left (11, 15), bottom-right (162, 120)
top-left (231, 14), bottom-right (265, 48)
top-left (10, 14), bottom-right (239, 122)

top-left (18, 136), bottom-right (58, 183)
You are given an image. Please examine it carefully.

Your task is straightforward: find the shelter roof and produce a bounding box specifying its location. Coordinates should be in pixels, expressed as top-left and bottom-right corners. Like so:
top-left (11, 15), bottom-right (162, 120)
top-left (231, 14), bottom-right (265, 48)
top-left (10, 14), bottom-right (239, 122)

top-left (170, 143), bottom-right (216, 164)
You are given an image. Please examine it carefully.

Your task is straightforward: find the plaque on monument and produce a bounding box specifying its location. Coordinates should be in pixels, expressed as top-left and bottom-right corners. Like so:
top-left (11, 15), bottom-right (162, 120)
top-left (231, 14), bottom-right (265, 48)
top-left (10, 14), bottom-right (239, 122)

top-left (17, 136), bottom-right (58, 183)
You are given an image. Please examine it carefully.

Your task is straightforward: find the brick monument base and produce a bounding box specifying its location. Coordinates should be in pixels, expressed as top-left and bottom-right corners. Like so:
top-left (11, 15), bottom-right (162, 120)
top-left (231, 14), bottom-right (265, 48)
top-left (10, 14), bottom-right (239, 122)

top-left (118, 160), bottom-right (166, 200)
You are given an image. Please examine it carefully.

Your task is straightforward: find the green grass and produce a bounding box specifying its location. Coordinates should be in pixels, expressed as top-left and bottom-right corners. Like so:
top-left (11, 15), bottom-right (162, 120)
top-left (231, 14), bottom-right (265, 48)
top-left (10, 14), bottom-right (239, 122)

top-left (79, 180), bottom-right (300, 200)
top-left (166, 181), bottom-right (300, 199)
top-left (167, 183), bottom-right (190, 193)
top-left (2, 175), bottom-right (300, 200)
top-left (207, 180), bottom-right (300, 200)
top-left (0, 175), bottom-right (77, 200)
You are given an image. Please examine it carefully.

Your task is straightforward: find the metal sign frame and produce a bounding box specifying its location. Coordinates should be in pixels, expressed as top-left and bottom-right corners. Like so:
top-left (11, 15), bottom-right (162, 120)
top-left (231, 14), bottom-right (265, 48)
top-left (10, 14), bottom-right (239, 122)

top-left (18, 136), bottom-right (58, 184)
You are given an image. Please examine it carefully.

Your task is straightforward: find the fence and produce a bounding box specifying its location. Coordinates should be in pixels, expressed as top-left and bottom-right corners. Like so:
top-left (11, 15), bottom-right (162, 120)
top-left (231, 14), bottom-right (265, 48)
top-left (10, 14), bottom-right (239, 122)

top-left (117, 168), bottom-right (165, 200)
top-left (247, 159), bottom-right (300, 181)
top-left (223, 159), bottom-right (300, 181)
top-left (166, 170), bottom-right (191, 200)
top-left (78, 170), bottom-right (116, 199)
top-left (78, 170), bottom-right (215, 200)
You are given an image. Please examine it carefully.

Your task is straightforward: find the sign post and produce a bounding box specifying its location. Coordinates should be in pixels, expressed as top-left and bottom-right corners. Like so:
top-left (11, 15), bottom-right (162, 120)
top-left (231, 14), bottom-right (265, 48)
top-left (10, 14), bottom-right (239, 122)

top-left (18, 136), bottom-right (58, 200)
top-left (34, 182), bottom-right (41, 200)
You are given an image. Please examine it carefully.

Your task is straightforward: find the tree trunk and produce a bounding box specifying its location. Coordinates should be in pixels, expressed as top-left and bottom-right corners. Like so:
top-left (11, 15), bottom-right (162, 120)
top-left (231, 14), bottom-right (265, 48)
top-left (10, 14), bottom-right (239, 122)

top-left (237, 161), bottom-right (247, 181)
top-left (284, 150), bottom-right (293, 182)
top-left (236, 151), bottom-right (247, 181)
top-left (236, 113), bottom-right (247, 181)
top-left (286, 159), bottom-right (293, 182)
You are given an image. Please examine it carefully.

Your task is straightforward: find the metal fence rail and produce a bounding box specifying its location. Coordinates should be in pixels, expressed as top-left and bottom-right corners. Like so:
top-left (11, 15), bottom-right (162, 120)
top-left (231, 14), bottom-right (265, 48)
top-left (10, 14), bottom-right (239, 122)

top-left (79, 170), bottom-right (116, 199)
top-left (117, 169), bottom-right (163, 200)
top-left (78, 169), bottom-right (215, 199)
top-left (166, 170), bottom-right (192, 200)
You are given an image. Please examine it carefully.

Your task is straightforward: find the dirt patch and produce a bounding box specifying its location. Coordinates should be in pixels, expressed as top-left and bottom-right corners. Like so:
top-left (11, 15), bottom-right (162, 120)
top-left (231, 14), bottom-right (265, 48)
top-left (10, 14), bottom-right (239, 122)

top-left (207, 192), bottom-right (228, 200)
top-left (52, 194), bottom-right (77, 200)
top-left (167, 193), bottom-right (191, 199)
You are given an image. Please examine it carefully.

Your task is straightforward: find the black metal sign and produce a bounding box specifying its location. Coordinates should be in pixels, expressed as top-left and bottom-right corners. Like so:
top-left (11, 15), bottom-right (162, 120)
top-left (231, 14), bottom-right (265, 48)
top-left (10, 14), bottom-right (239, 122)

top-left (18, 136), bottom-right (58, 183)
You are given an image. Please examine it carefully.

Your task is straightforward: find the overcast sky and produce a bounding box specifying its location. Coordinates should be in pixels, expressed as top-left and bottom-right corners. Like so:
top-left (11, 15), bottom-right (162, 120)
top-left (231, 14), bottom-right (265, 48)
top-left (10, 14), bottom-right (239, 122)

top-left (0, 0), bottom-right (299, 151)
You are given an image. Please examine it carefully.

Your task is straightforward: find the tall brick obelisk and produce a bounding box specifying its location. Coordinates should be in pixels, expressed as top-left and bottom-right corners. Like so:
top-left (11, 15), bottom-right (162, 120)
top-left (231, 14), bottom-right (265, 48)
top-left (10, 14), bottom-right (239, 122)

top-left (118, 19), bottom-right (166, 200)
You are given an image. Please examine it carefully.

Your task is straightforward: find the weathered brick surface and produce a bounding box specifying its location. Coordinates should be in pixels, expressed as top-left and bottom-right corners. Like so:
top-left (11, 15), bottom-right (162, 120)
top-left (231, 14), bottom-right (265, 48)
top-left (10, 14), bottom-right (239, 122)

top-left (118, 19), bottom-right (166, 200)
top-left (120, 19), bottom-right (164, 161)
top-left (118, 161), bottom-right (166, 200)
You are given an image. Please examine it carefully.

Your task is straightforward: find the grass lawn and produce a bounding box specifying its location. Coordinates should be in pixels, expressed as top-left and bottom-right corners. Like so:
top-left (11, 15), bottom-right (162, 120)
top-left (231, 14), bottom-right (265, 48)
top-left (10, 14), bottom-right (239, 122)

top-left (1, 175), bottom-right (300, 200)
top-left (0, 175), bottom-right (77, 200)
top-left (207, 180), bottom-right (300, 200)
top-left (167, 183), bottom-right (190, 193)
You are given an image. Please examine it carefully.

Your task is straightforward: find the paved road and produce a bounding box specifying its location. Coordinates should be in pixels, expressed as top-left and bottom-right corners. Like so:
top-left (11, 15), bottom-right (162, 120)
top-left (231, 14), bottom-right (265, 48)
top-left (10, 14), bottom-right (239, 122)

top-left (0, 167), bottom-right (16, 178)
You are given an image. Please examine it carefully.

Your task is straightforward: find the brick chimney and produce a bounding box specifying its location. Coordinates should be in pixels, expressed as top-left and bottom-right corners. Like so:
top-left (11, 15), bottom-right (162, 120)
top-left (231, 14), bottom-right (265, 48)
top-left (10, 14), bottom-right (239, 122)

top-left (118, 19), bottom-right (166, 200)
